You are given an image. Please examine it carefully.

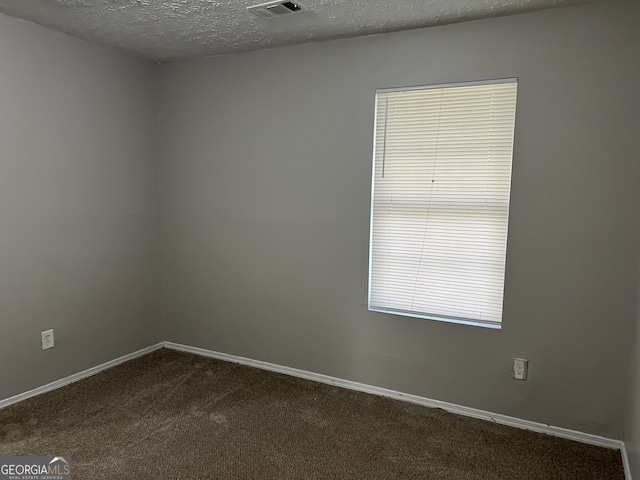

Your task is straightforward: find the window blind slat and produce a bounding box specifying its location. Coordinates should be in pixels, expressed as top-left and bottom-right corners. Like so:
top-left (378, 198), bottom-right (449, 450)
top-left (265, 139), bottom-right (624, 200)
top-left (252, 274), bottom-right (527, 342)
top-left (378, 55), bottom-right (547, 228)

top-left (369, 80), bottom-right (517, 325)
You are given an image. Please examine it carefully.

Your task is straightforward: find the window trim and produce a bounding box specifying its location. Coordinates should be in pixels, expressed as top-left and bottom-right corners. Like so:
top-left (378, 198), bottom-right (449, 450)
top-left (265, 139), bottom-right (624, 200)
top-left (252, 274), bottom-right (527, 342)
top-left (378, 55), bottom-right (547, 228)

top-left (367, 78), bottom-right (518, 330)
top-left (376, 77), bottom-right (517, 95)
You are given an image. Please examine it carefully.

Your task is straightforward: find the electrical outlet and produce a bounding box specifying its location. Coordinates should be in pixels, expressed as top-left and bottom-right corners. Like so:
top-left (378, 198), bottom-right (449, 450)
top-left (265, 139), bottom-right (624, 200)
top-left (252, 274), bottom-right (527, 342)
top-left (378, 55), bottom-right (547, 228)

top-left (42, 329), bottom-right (54, 350)
top-left (513, 358), bottom-right (528, 380)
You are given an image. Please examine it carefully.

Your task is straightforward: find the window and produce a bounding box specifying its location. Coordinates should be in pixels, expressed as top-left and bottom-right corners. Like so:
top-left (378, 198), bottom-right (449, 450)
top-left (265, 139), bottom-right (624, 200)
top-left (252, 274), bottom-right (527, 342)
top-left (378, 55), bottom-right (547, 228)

top-left (368, 79), bottom-right (518, 329)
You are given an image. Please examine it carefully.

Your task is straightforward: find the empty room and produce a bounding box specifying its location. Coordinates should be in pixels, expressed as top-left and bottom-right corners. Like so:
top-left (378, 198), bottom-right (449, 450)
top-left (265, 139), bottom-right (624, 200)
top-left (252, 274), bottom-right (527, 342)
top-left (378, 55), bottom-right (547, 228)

top-left (0, 0), bottom-right (639, 478)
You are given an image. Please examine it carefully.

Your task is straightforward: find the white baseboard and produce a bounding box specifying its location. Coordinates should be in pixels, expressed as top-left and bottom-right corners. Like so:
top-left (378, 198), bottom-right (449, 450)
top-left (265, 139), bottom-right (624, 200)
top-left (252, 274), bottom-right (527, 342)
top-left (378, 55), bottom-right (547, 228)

top-left (0, 343), bottom-right (164, 410)
top-left (164, 341), bottom-right (625, 452)
top-left (622, 444), bottom-right (633, 480)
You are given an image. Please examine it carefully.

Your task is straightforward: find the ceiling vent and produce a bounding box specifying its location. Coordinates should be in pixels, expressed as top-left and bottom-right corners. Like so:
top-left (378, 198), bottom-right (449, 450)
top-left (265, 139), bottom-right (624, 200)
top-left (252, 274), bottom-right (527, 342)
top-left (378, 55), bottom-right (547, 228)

top-left (247, 1), bottom-right (305, 18)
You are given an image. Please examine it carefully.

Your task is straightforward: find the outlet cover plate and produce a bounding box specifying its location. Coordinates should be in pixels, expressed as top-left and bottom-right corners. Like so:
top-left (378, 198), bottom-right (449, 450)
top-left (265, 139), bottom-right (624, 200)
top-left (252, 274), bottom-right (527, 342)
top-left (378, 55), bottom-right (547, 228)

top-left (513, 358), bottom-right (528, 380)
top-left (42, 329), bottom-right (54, 350)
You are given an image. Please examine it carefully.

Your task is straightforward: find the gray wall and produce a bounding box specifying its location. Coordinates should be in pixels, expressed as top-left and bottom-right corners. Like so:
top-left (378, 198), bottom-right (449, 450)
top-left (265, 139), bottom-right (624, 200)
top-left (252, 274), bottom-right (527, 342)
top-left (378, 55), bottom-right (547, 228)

top-left (158, 0), bottom-right (640, 439)
top-left (0, 15), bottom-right (159, 400)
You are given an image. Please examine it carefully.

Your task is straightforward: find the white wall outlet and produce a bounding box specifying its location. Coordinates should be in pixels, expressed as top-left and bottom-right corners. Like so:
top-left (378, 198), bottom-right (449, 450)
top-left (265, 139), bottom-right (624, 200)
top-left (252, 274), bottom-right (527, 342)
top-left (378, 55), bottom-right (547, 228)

top-left (42, 329), bottom-right (54, 350)
top-left (513, 358), bottom-right (528, 380)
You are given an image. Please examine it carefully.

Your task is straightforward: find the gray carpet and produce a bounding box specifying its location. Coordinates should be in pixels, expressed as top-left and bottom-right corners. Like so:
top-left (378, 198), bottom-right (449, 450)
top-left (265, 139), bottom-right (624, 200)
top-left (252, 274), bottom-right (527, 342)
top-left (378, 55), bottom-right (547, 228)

top-left (0, 349), bottom-right (624, 479)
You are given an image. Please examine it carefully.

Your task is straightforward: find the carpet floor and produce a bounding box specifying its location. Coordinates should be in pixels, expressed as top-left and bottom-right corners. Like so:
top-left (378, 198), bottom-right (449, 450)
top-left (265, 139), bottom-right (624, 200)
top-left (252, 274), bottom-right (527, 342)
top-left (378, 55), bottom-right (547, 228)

top-left (0, 348), bottom-right (625, 479)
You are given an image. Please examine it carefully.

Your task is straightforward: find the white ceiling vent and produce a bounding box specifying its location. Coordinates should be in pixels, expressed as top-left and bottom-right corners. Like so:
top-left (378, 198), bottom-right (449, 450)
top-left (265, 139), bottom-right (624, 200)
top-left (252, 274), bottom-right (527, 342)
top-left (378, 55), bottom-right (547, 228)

top-left (247, 1), bottom-right (305, 19)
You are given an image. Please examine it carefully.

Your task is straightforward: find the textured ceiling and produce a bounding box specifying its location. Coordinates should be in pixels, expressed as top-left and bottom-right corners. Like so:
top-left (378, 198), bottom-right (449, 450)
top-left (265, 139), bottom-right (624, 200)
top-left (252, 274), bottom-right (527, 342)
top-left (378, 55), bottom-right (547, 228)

top-left (0, 0), bottom-right (596, 61)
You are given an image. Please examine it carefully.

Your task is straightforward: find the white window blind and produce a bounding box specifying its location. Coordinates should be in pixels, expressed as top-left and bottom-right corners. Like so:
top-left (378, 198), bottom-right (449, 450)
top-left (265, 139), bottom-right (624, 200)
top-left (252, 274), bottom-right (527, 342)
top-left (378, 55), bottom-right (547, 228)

top-left (368, 79), bottom-right (517, 328)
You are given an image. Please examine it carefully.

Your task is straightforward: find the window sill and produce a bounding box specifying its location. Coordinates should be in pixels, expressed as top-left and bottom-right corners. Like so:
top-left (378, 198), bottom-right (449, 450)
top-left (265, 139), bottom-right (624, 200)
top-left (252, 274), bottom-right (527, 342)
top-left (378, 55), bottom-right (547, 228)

top-left (368, 308), bottom-right (502, 330)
